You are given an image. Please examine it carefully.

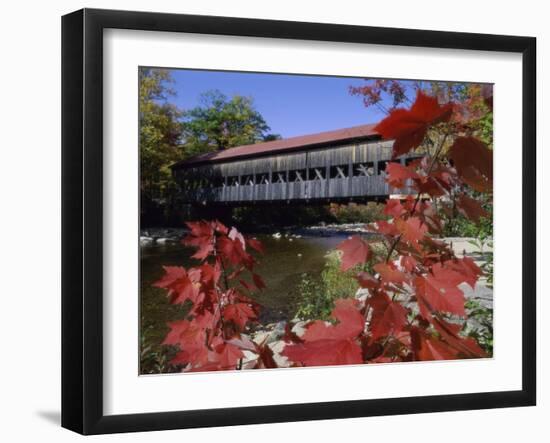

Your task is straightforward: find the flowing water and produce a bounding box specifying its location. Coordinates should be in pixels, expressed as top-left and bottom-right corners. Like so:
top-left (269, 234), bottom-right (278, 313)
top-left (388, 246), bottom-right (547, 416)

top-left (140, 234), bottom-right (347, 329)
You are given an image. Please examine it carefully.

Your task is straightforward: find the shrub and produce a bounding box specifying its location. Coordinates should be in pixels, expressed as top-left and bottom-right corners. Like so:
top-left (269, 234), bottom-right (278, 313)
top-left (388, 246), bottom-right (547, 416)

top-left (295, 252), bottom-right (360, 320)
top-left (328, 202), bottom-right (388, 224)
top-left (232, 205), bottom-right (333, 229)
top-left (442, 199), bottom-right (493, 239)
top-left (295, 242), bottom-right (386, 320)
top-left (464, 299), bottom-right (493, 355)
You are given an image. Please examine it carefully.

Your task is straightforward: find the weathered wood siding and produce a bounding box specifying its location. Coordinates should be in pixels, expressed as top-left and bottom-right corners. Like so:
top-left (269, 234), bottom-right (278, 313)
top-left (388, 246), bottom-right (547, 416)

top-left (174, 139), bottom-right (413, 204)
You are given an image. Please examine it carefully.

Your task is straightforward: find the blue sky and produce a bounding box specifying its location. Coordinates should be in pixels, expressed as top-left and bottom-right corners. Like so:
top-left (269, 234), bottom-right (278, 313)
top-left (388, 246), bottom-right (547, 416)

top-left (168, 69), bottom-right (403, 138)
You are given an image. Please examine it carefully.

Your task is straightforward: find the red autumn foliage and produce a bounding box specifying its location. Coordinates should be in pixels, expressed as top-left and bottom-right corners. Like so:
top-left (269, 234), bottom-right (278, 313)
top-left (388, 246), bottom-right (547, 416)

top-left (282, 299), bottom-right (364, 366)
top-left (280, 89), bottom-right (490, 367)
top-left (153, 220), bottom-right (270, 372)
top-left (374, 91), bottom-right (453, 157)
top-left (385, 162), bottom-right (420, 189)
top-left (448, 136), bottom-right (493, 193)
top-left (456, 193), bottom-right (489, 223)
top-left (336, 235), bottom-right (371, 271)
top-left (154, 86), bottom-right (491, 372)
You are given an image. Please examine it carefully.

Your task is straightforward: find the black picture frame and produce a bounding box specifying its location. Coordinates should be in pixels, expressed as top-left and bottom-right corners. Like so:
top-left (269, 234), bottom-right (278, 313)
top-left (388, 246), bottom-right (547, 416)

top-left (61, 8), bottom-right (536, 435)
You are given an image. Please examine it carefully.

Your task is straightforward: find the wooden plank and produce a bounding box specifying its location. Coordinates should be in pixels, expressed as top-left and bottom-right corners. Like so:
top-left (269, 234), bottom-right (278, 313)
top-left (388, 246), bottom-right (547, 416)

top-left (268, 163), bottom-right (272, 200)
top-left (348, 155), bottom-right (353, 197)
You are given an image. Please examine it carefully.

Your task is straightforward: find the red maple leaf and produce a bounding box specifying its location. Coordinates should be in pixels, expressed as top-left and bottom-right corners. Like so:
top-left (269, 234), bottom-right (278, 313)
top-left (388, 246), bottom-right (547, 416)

top-left (414, 264), bottom-right (466, 318)
top-left (369, 220), bottom-right (400, 237)
top-left (228, 226), bottom-right (246, 249)
top-left (153, 266), bottom-right (187, 289)
top-left (211, 220), bottom-right (229, 235)
top-left (384, 199), bottom-right (406, 218)
top-left (282, 338), bottom-right (363, 367)
top-left (223, 303), bottom-right (256, 330)
top-left (449, 136), bottom-right (493, 193)
top-left (431, 317), bottom-right (486, 358)
top-left (282, 299), bottom-right (364, 367)
top-left (375, 91), bottom-right (453, 157)
top-left (444, 257), bottom-right (481, 289)
top-left (401, 255), bottom-right (419, 273)
top-left (199, 262), bottom-right (222, 287)
top-left (412, 331), bottom-right (459, 361)
top-left (413, 176), bottom-right (447, 197)
top-left (163, 319), bottom-right (210, 368)
top-left (456, 193), bottom-right (489, 223)
top-left (193, 310), bottom-right (219, 331)
top-left (368, 293), bottom-right (408, 340)
top-left (183, 221), bottom-right (215, 261)
top-left (191, 242), bottom-right (214, 260)
top-left (211, 342), bottom-right (245, 370)
top-left (255, 343), bottom-right (278, 369)
top-left (356, 271), bottom-right (378, 289)
top-left (153, 266), bottom-right (202, 305)
top-left (225, 334), bottom-right (258, 352)
top-left (247, 237), bottom-right (264, 254)
top-left (373, 262), bottom-right (409, 285)
top-left (186, 221), bottom-right (214, 238)
top-left (217, 236), bottom-right (254, 269)
top-left (395, 216), bottom-right (428, 244)
top-left (303, 299), bottom-right (365, 341)
top-left (336, 235), bottom-right (371, 271)
top-left (415, 200), bottom-right (444, 234)
top-left (385, 163), bottom-right (420, 188)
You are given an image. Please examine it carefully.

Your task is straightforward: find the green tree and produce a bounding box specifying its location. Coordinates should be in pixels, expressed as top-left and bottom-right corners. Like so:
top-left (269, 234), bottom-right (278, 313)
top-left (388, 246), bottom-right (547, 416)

top-left (139, 68), bottom-right (183, 224)
top-left (182, 90), bottom-right (272, 156)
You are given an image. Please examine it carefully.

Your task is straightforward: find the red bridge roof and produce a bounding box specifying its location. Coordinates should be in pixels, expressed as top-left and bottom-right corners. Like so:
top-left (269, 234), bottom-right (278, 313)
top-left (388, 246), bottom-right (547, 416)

top-left (173, 123), bottom-right (380, 168)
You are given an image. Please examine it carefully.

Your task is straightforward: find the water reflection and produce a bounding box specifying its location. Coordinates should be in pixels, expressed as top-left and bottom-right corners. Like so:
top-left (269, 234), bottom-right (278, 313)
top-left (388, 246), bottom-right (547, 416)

top-left (140, 234), bottom-right (346, 323)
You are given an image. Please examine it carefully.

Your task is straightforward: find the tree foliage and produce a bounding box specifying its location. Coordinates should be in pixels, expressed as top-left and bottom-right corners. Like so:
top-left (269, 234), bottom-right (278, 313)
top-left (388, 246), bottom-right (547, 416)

top-left (182, 90), bottom-right (274, 157)
top-left (139, 68), bottom-right (183, 220)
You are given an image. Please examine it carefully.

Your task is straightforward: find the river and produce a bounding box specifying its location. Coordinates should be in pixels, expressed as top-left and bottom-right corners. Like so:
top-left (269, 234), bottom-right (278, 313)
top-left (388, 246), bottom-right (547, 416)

top-left (140, 233), bottom-right (348, 345)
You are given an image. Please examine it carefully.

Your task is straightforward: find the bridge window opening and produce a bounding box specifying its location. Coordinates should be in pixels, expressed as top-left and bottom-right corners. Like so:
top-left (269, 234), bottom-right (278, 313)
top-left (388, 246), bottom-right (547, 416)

top-left (330, 165), bottom-right (348, 179)
top-left (354, 162), bottom-right (375, 177)
top-left (211, 176), bottom-right (224, 187)
top-left (311, 168), bottom-right (325, 180)
top-left (290, 169), bottom-right (306, 182)
top-left (242, 175), bottom-right (255, 186)
top-left (228, 176), bottom-right (240, 186)
top-left (274, 171), bottom-right (286, 183)
top-left (258, 174), bottom-right (270, 184)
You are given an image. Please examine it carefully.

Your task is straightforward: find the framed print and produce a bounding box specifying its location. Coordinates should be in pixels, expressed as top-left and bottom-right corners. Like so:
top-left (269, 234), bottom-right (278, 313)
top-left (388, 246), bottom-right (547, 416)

top-left (61, 8), bottom-right (536, 435)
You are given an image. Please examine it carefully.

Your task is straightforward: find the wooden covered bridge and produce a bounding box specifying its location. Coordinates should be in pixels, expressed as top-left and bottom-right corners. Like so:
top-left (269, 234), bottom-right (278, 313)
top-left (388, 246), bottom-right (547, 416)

top-left (171, 123), bottom-right (415, 205)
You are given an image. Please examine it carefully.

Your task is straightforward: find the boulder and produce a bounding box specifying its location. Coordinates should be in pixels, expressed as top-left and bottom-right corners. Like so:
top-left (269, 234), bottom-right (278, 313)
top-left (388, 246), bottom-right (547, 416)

top-left (268, 340), bottom-right (290, 367)
top-left (139, 236), bottom-right (154, 246)
top-left (291, 320), bottom-right (307, 337)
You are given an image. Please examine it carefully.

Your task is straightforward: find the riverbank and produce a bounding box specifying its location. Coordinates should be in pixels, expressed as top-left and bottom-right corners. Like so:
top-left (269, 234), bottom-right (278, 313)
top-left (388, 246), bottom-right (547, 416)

top-left (139, 225), bottom-right (492, 261)
top-left (140, 227), bottom-right (186, 246)
top-left (140, 228), bottom-right (493, 318)
top-left (140, 228), bottom-right (494, 371)
top-left (139, 223), bottom-right (374, 246)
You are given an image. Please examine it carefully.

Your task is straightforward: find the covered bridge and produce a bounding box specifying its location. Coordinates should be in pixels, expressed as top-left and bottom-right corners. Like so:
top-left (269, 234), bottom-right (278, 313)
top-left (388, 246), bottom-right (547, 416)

top-left (171, 123), bottom-right (416, 205)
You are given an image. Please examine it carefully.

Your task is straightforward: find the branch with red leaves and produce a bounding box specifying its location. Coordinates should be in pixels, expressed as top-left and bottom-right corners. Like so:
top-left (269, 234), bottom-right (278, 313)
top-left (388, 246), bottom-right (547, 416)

top-left (281, 91), bottom-right (493, 366)
top-left (153, 221), bottom-right (277, 372)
